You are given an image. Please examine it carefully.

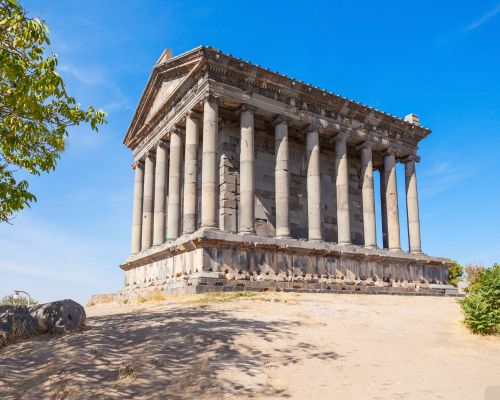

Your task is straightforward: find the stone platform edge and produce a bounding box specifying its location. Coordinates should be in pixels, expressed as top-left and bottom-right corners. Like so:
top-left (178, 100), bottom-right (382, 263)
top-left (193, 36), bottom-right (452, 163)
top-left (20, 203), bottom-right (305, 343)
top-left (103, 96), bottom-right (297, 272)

top-left (120, 229), bottom-right (453, 271)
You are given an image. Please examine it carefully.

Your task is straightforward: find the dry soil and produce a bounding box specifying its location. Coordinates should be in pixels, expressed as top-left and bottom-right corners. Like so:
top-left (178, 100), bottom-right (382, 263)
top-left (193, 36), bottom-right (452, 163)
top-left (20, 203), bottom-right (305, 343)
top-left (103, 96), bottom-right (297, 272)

top-left (0, 292), bottom-right (499, 399)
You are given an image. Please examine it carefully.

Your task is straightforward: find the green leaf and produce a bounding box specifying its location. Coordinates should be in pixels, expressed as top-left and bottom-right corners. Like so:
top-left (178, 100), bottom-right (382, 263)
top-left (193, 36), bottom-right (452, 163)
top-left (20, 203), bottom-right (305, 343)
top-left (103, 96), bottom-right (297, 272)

top-left (0, 0), bottom-right (107, 223)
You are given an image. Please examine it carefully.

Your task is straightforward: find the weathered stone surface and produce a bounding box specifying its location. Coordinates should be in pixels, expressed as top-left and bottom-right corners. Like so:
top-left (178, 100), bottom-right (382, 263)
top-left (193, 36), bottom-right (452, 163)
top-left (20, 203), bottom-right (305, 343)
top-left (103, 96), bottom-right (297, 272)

top-left (29, 299), bottom-right (86, 334)
top-left (0, 305), bottom-right (39, 346)
top-left (119, 47), bottom-right (450, 298)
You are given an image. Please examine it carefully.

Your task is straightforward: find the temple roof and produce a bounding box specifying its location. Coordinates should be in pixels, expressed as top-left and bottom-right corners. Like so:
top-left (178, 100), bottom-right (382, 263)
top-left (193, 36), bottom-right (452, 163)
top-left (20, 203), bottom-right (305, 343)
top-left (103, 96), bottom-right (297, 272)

top-left (124, 46), bottom-right (430, 148)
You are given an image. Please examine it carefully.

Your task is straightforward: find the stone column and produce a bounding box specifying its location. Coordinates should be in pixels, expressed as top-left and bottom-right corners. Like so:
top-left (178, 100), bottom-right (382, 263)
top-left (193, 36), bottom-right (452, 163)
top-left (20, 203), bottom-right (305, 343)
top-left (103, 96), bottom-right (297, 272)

top-left (379, 169), bottom-right (389, 249)
top-left (201, 94), bottom-right (219, 229)
top-left (335, 132), bottom-right (351, 244)
top-left (306, 127), bottom-right (322, 241)
top-left (183, 111), bottom-right (200, 234)
top-left (274, 115), bottom-right (290, 238)
top-left (384, 150), bottom-right (401, 250)
top-left (167, 126), bottom-right (182, 240)
top-left (131, 161), bottom-right (144, 254)
top-left (141, 152), bottom-right (155, 250)
top-left (359, 141), bottom-right (377, 248)
top-left (405, 155), bottom-right (422, 253)
top-left (153, 141), bottom-right (168, 246)
top-left (239, 104), bottom-right (256, 234)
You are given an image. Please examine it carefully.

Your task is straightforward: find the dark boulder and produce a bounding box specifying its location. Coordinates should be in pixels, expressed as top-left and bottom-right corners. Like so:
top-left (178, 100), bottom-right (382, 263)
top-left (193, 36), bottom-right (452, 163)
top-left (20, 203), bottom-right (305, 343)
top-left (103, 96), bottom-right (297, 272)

top-left (0, 305), bottom-right (40, 346)
top-left (29, 299), bottom-right (86, 334)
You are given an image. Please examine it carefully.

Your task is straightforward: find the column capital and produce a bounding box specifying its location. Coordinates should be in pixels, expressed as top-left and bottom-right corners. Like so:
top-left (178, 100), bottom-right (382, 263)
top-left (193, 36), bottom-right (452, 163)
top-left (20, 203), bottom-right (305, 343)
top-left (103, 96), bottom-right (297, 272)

top-left (186, 109), bottom-right (201, 120)
top-left (333, 131), bottom-right (349, 142)
top-left (356, 138), bottom-right (374, 151)
top-left (131, 160), bottom-right (144, 169)
top-left (402, 153), bottom-right (421, 163)
top-left (240, 103), bottom-right (257, 113)
top-left (169, 124), bottom-right (183, 136)
top-left (203, 90), bottom-right (219, 103)
top-left (305, 122), bottom-right (324, 133)
top-left (383, 147), bottom-right (398, 157)
top-left (273, 114), bottom-right (291, 127)
top-left (157, 140), bottom-right (169, 149)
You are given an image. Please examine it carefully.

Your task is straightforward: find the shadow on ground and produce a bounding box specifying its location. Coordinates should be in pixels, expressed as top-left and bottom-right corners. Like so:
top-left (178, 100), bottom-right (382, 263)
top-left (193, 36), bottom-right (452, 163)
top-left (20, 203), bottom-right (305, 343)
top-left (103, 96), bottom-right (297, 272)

top-left (0, 303), bottom-right (341, 399)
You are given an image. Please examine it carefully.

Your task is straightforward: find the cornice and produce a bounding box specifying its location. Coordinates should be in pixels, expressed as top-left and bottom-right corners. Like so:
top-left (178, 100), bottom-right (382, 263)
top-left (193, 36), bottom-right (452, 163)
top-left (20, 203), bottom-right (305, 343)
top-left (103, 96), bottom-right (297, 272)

top-left (125, 45), bottom-right (430, 154)
top-left (201, 47), bottom-right (430, 137)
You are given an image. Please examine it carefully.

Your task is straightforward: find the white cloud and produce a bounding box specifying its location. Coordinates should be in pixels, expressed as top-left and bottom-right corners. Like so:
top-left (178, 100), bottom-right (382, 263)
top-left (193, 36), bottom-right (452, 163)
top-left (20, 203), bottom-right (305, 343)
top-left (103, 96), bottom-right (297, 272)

top-left (420, 160), bottom-right (479, 199)
top-left (58, 63), bottom-right (105, 86)
top-left (465, 4), bottom-right (500, 31)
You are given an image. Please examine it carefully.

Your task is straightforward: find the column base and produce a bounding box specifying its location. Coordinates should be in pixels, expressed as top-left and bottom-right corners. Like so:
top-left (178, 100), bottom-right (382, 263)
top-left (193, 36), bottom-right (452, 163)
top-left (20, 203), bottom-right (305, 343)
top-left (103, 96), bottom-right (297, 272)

top-left (364, 245), bottom-right (378, 250)
top-left (239, 230), bottom-right (256, 235)
top-left (200, 224), bottom-right (218, 230)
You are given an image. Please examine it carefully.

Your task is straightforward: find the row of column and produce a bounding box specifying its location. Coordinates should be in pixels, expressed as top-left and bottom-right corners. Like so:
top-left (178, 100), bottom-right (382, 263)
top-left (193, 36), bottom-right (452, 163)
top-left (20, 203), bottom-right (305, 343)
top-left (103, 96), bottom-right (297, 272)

top-left (131, 94), bottom-right (219, 254)
top-left (131, 99), bottom-right (422, 255)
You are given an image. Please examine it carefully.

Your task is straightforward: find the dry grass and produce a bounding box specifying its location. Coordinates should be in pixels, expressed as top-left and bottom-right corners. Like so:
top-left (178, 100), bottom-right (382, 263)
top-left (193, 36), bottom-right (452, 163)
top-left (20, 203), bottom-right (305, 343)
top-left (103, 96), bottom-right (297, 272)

top-left (48, 380), bottom-right (81, 400)
top-left (117, 360), bottom-right (139, 383)
top-left (132, 289), bottom-right (170, 305)
top-left (191, 291), bottom-right (260, 304)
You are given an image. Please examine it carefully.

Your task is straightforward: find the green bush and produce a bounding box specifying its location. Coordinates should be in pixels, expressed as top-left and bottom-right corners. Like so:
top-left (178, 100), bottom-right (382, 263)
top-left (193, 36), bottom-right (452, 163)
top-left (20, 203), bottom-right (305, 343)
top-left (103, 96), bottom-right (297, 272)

top-left (448, 260), bottom-right (464, 287)
top-left (0, 295), bottom-right (38, 306)
top-left (460, 264), bottom-right (500, 335)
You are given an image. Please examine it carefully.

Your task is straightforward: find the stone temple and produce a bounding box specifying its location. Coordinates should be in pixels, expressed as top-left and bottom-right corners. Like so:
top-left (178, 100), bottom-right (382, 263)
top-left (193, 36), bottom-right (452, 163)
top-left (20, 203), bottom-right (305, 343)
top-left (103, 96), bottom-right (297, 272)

top-left (119, 46), bottom-right (454, 298)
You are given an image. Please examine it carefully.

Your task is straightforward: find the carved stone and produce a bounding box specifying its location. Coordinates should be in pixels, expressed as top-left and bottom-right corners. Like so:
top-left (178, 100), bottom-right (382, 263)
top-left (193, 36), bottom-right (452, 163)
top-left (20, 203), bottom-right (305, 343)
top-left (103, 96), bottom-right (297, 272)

top-left (120, 47), bottom-right (454, 297)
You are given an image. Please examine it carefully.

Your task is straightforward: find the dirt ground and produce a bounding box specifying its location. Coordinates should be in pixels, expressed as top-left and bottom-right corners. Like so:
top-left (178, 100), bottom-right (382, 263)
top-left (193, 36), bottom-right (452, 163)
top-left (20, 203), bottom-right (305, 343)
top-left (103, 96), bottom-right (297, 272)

top-left (0, 292), bottom-right (499, 399)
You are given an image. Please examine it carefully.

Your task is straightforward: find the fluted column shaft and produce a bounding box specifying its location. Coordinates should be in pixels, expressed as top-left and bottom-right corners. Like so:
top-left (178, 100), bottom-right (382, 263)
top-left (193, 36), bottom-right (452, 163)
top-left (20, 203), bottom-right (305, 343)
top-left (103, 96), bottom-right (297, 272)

top-left (384, 151), bottom-right (401, 250)
top-left (183, 111), bottom-right (200, 234)
top-left (359, 143), bottom-right (376, 248)
top-left (405, 156), bottom-right (422, 253)
top-left (306, 128), bottom-right (322, 240)
top-left (153, 142), bottom-right (168, 246)
top-left (274, 116), bottom-right (290, 238)
top-left (141, 153), bottom-right (155, 250)
top-left (167, 127), bottom-right (182, 240)
top-left (239, 104), bottom-right (256, 233)
top-left (380, 169), bottom-right (389, 249)
top-left (335, 133), bottom-right (351, 244)
top-left (201, 95), bottom-right (219, 229)
top-left (131, 161), bottom-right (144, 254)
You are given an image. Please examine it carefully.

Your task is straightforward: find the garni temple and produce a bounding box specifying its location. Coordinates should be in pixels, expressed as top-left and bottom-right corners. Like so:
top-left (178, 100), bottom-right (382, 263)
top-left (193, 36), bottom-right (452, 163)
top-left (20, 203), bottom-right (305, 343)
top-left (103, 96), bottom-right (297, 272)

top-left (119, 46), bottom-right (454, 298)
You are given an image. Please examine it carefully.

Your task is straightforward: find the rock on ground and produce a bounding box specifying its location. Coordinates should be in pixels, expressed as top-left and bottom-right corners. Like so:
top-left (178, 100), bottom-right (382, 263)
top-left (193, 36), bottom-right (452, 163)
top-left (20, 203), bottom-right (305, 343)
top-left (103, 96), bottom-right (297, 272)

top-left (0, 305), bottom-right (39, 346)
top-left (29, 299), bottom-right (86, 334)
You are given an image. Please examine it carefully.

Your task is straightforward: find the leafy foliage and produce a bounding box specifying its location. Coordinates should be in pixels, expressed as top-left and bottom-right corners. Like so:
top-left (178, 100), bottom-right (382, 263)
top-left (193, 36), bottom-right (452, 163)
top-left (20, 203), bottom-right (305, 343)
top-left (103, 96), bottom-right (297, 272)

top-left (448, 260), bottom-right (463, 287)
top-left (0, 0), bottom-right (106, 222)
top-left (0, 294), bottom-right (38, 306)
top-left (460, 264), bottom-right (500, 335)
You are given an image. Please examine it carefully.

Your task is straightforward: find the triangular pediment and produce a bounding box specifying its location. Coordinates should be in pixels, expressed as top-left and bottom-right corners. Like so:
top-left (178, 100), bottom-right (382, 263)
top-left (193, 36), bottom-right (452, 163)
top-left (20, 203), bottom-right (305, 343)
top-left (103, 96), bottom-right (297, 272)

top-left (124, 46), bottom-right (206, 147)
top-left (144, 75), bottom-right (187, 123)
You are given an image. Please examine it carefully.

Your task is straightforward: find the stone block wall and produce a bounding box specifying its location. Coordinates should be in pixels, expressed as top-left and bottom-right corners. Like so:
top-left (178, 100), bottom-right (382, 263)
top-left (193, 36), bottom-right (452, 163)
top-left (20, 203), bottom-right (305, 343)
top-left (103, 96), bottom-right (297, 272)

top-left (211, 123), bottom-right (366, 244)
top-left (120, 232), bottom-right (453, 299)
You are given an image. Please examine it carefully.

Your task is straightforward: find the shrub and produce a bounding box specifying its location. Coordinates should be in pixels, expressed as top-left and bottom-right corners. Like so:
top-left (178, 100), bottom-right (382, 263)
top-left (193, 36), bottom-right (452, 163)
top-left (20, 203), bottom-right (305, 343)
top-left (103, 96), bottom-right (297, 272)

top-left (0, 295), bottom-right (37, 306)
top-left (448, 260), bottom-right (463, 287)
top-left (465, 264), bottom-right (485, 285)
top-left (460, 264), bottom-right (500, 335)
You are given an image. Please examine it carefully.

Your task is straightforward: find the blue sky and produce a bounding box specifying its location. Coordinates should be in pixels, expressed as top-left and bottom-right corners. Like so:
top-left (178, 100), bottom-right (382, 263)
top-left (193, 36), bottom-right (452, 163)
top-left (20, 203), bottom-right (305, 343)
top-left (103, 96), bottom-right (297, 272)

top-left (1, 0), bottom-right (499, 304)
